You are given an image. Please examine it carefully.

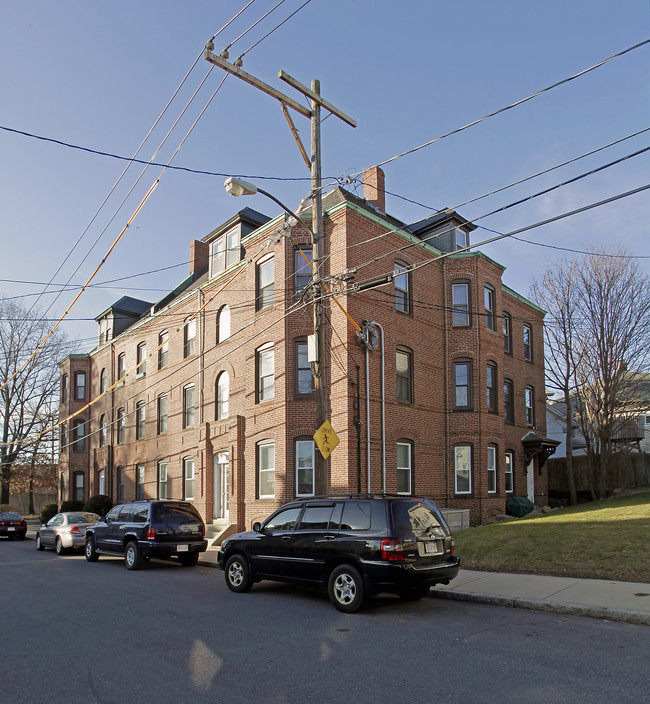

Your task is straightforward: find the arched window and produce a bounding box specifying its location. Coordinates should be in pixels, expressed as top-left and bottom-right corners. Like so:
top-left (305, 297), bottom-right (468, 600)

top-left (99, 414), bottom-right (107, 447)
top-left (100, 368), bottom-right (107, 394)
top-left (136, 342), bottom-right (146, 377)
top-left (116, 408), bottom-right (126, 444)
top-left (217, 305), bottom-right (231, 343)
top-left (216, 371), bottom-right (230, 420)
top-left (136, 401), bottom-right (146, 439)
top-left (158, 330), bottom-right (169, 369)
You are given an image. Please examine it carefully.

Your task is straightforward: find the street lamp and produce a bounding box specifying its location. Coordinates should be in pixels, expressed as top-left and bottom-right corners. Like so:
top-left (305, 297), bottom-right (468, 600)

top-left (224, 177), bottom-right (310, 231)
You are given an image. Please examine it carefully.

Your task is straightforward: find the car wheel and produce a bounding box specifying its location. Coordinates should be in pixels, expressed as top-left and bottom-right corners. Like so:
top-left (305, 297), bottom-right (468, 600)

top-left (225, 554), bottom-right (252, 593)
top-left (85, 535), bottom-right (99, 562)
top-left (124, 541), bottom-right (143, 570)
top-left (328, 564), bottom-right (365, 613)
top-left (55, 537), bottom-right (65, 556)
top-left (35, 534), bottom-right (44, 551)
top-left (179, 552), bottom-right (199, 567)
top-left (397, 584), bottom-right (430, 601)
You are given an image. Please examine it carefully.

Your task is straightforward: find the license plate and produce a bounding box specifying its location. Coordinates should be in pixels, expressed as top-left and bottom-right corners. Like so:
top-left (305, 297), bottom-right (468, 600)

top-left (8, 527), bottom-right (15, 532)
top-left (177, 544), bottom-right (189, 552)
top-left (424, 541), bottom-right (440, 554)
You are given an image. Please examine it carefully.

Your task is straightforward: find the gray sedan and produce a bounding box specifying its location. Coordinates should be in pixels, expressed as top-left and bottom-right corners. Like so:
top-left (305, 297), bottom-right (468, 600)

top-left (36, 512), bottom-right (100, 555)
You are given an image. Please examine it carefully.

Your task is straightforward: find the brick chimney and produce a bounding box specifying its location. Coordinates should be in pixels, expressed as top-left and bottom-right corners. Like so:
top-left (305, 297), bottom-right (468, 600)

top-left (190, 239), bottom-right (209, 277)
top-left (363, 166), bottom-right (386, 214)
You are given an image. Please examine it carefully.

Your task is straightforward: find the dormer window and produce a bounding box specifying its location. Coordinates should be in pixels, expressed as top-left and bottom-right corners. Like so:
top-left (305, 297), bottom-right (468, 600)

top-left (209, 226), bottom-right (241, 278)
top-left (455, 228), bottom-right (468, 250)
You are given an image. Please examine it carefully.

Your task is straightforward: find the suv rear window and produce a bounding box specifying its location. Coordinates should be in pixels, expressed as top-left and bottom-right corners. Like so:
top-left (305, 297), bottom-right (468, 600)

top-left (391, 500), bottom-right (447, 540)
top-left (340, 501), bottom-right (371, 530)
top-left (153, 503), bottom-right (202, 523)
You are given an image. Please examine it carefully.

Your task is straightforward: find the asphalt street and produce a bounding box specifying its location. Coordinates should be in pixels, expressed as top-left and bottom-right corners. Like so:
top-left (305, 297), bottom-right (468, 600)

top-left (1, 538), bottom-right (647, 704)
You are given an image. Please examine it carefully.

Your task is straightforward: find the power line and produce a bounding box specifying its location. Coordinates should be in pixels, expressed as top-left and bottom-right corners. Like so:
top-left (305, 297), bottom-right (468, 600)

top-left (351, 40), bottom-right (650, 177)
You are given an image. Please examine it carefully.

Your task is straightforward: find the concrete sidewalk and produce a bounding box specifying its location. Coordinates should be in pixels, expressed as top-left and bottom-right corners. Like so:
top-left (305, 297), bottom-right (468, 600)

top-left (431, 569), bottom-right (650, 626)
top-left (200, 547), bottom-right (649, 625)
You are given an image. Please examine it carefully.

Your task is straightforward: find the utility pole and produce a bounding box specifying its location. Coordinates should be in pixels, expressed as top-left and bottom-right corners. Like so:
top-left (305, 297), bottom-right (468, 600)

top-left (204, 48), bottom-right (355, 495)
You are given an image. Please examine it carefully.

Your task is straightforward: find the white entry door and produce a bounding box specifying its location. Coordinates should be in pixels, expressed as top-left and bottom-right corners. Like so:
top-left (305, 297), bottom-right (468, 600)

top-left (213, 452), bottom-right (230, 520)
top-left (526, 459), bottom-right (535, 503)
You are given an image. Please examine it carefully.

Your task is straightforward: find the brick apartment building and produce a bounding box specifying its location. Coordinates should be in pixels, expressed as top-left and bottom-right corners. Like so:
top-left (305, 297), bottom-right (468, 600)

top-left (58, 167), bottom-right (553, 531)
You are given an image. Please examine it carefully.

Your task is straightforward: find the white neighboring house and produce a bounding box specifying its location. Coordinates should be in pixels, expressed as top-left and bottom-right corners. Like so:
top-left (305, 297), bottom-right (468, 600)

top-left (546, 401), bottom-right (587, 459)
top-left (547, 373), bottom-right (650, 457)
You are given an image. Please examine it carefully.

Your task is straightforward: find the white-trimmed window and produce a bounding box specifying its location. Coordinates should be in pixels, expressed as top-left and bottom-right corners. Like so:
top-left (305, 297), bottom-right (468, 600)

top-left (74, 371), bottom-right (86, 400)
top-left (294, 246), bottom-right (312, 293)
top-left (74, 472), bottom-right (84, 503)
top-left (183, 457), bottom-right (195, 500)
top-left (157, 394), bottom-right (168, 435)
top-left (217, 305), bottom-right (231, 344)
top-left (136, 463), bottom-right (145, 500)
top-left (100, 368), bottom-right (107, 394)
top-left (98, 469), bottom-right (106, 496)
top-left (295, 340), bottom-right (314, 396)
top-left (452, 281), bottom-right (471, 327)
top-left (523, 323), bottom-right (533, 362)
top-left (136, 342), bottom-right (146, 377)
top-left (487, 445), bottom-right (497, 493)
top-left (397, 441), bottom-right (413, 495)
top-left (136, 401), bottom-right (146, 440)
top-left (184, 318), bottom-right (196, 358)
top-left (455, 228), bottom-right (468, 250)
top-left (394, 261), bottom-right (411, 314)
top-left (487, 363), bottom-right (497, 413)
top-left (484, 285), bottom-right (496, 331)
top-left (256, 254), bottom-right (275, 310)
top-left (183, 384), bottom-right (195, 428)
top-left (210, 227), bottom-right (241, 277)
top-left (454, 444), bottom-right (472, 494)
top-left (216, 371), bottom-right (229, 420)
top-left (504, 451), bottom-right (514, 493)
top-left (158, 330), bottom-right (169, 369)
top-left (503, 312), bottom-right (512, 354)
top-left (158, 460), bottom-right (168, 499)
top-left (117, 353), bottom-right (126, 384)
top-left (525, 386), bottom-right (535, 427)
top-left (257, 440), bottom-right (275, 499)
top-left (295, 439), bottom-right (315, 497)
top-left (257, 343), bottom-right (275, 403)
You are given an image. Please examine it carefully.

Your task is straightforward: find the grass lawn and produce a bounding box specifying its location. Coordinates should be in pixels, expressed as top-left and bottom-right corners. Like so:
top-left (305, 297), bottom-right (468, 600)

top-left (454, 489), bottom-right (650, 583)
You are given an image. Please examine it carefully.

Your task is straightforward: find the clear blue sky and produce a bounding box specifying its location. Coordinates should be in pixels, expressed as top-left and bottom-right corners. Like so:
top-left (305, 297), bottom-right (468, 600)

top-left (1, 1), bottom-right (648, 346)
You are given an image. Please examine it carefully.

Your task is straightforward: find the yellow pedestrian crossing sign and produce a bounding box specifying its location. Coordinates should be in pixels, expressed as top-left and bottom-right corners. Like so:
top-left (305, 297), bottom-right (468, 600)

top-left (313, 420), bottom-right (339, 459)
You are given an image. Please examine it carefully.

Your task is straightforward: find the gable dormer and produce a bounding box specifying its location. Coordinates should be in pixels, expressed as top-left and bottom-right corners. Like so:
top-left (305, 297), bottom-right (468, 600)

top-left (407, 209), bottom-right (477, 253)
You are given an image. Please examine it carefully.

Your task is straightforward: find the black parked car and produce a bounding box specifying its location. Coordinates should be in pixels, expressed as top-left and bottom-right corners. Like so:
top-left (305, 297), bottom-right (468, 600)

top-left (0, 511), bottom-right (27, 540)
top-left (218, 494), bottom-right (460, 612)
top-left (85, 500), bottom-right (208, 570)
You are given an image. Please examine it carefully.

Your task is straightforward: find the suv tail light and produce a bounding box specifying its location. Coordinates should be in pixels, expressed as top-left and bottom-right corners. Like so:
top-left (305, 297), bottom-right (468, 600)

top-left (69, 525), bottom-right (81, 535)
top-left (146, 526), bottom-right (156, 541)
top-left (450, 537), bottom-right (456, 556)
top-left (381, 538), bottom-right (404, 561)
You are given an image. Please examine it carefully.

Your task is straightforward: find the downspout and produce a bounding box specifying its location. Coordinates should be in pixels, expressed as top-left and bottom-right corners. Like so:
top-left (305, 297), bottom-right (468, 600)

top-left (375, 322), bottom-right (386, 493)
top-left (365, 342), bottom-right (371, 492)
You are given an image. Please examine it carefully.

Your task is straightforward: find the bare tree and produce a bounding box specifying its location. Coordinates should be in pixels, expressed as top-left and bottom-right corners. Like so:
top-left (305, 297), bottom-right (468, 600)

top-left (574, 247), bottom-right (650, 499)
top-left (531, 258), bottom-right (581, 504)
top-left (0, 298), bottom-right (73, 505)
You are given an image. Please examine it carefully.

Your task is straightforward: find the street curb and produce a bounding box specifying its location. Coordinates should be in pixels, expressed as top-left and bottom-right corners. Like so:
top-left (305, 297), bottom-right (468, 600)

top-left (429, 589), bottom-right (650, 626)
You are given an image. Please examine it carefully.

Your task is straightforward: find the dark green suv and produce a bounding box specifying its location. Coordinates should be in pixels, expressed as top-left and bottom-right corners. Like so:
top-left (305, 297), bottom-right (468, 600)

top-left (218, 494), bottom-right (460, 612)
top-left (85, 500), bottom-right (207, 570)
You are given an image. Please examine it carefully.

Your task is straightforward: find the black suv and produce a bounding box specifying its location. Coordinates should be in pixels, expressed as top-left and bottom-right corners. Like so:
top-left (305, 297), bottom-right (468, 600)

top-left (85, 500), bottom-right (208, 570)
top-left (218, 494), bottom-right (460, 612)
